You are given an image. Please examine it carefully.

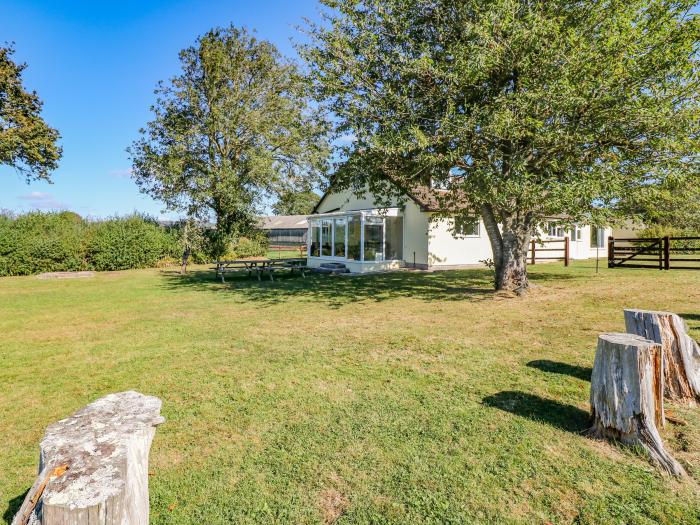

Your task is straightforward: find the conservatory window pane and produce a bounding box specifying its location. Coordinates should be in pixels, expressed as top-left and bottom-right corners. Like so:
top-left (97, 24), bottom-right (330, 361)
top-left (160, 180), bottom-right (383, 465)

top-left (334, 219), bottom-right (346, 258)
top-left (310, 222), bottom-right (320, 257)
top-left (321, 220), bottom-right (332, 256)
top-left (385, 216), bottom-right (403, 260)
top-left (347, 216), bottom-right (361, 260)
top-left (364, 216), bottom-right (384, 261)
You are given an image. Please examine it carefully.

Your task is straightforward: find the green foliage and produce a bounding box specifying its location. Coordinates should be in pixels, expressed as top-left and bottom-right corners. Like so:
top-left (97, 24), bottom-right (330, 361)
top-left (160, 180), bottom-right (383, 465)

top-left (305, 0), bottom-right (700, 290)
top-left (231, 234), bottom-right (268, 259)
top-left (86, 215), bottom-right (179, 271)
top-left (129, 25), bottom-right (330, 259)
top-left (618, 175), bottom-right (700, 233)
top-left (0, 45), bottom-right (62, 182)
top-left (0, 211), bottom-right (88, 275)
top-left (0, 212), bottom-right (180, 276)
top-left (272, 190), bottom-right (321, 215)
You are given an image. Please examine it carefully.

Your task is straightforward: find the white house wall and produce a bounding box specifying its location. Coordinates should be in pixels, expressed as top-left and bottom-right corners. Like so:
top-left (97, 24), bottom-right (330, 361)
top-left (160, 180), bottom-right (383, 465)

top-left (313, 186), bottom-right (613, 271)
top-left (426, 216), bottom-right (492, 267)
top-left (402, 200), bottom-right (430, 267)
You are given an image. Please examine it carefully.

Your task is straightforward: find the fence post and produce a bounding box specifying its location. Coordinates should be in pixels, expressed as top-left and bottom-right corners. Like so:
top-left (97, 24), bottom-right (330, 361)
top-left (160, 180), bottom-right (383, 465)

top-left (531, 239), bottom-right (536, 265)
top-left (564, 236), bottom-right (570, 267)
top-left (664, 236), bottom-right (670, 270)
top-left (608, 236), bottom-right (615, 268)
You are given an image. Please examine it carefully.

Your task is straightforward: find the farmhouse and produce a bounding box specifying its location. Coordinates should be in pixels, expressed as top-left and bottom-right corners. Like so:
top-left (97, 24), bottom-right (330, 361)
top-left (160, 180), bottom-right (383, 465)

top-left (307, 185), bottom-right (611, 273)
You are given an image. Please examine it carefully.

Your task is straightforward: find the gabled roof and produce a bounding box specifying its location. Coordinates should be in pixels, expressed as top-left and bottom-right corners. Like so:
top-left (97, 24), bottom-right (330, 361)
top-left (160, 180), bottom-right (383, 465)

top-left (312, 184), bottom-right (471, 214)
top-left (258, 215), bottom-right (309, 230)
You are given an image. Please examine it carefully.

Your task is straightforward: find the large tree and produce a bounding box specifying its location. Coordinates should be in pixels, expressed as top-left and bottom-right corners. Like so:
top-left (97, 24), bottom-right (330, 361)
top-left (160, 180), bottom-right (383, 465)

top-left (0, 45), bottom-right (61, 182)
top-left (272, 189), bottom-right (320, 215)
top-left (305, 0), bottom-right (700, 292)
top-left (129, 26), bottom-right (329, 258)
top-left (618, 173), bottom-right (700, 233)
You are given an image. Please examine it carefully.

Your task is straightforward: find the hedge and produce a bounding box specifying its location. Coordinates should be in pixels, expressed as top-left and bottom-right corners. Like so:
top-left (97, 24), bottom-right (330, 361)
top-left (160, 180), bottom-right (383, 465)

top-left (0, 211), bottom-right (269, 276)
top-left (0, 212), bottom-right (180, 276)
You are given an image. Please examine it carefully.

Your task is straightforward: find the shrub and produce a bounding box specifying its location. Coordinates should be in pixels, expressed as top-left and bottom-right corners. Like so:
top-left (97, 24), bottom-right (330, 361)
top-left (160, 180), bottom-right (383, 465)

top-left (0, 211), bottom-right (89, 276)
top-left (0, 212), bottom-right (180, 276)
top-left (231, 235), bottom-right (268, 258)
top-left (85, 215), bottom-right (179, 271)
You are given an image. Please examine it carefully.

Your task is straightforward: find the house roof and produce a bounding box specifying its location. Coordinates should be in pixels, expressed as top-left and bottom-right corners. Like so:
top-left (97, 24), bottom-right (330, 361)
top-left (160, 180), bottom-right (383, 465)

top-left (258, 215), bottom-right (309, 230)
top-left (312, 184), bottom-right (471, 214)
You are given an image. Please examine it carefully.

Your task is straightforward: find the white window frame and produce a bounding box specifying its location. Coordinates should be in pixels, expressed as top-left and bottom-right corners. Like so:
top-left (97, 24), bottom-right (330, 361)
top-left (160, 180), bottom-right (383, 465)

top-left (307, 208), bottom-right (403, 263)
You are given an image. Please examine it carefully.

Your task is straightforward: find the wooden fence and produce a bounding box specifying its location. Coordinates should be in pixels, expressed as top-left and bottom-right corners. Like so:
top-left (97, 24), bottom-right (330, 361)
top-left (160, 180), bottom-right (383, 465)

top-left (608, 236), bottom-right (700, 270)
top-left (528, 237), bottom-right (570, 266)
top-left (269, 244), bottom-right (307, 258)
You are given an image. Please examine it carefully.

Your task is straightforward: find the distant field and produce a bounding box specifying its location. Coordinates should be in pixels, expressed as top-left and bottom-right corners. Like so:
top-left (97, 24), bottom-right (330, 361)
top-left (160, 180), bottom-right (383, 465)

top-left (1, 261), bottom-right (700, 524)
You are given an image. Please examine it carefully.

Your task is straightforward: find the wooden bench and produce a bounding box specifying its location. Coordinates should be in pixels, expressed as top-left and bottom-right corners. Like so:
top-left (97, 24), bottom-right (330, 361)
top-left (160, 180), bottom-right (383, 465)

top-left (213, 258), bottom-right (309, 283)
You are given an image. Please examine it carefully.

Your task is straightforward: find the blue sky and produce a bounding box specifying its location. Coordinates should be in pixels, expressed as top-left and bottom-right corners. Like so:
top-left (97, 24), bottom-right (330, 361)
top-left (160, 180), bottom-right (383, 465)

top-left (0, 0), bottom-right (322, 219)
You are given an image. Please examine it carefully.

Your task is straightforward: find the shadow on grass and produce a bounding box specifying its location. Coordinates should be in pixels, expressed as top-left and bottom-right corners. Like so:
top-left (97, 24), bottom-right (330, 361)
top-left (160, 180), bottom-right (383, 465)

top-left (679, 313), bottom-right (700, 324)
top-left (159, 265), bottom-right (582, 308)
top-left (482, 391), bottom-right (589, 433)
top-left (159, 268), bottom-right (499, 307)
top-left (526, 360), bottom-right (592, 381)
top-left (3, 488), bottom-right (28, 524)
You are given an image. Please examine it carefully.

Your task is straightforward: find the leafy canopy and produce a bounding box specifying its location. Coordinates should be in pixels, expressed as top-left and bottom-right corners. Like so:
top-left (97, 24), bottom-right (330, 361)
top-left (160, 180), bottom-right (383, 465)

top-left (129, 26), bottom-right (330, 256)
top-left (305, 0), bottom-right (700, 227)
top-left (0, 45), bottom-right (61, 182)
top-left (272, 189), bottom-right (321, 215)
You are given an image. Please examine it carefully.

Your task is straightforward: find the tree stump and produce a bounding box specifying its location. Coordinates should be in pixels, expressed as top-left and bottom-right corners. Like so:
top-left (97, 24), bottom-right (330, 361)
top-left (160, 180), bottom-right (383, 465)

top-left (12, 391), bottom-right (165, 525)
top-left (624, 308), bottom-right (700, 404)
top-left (588, 333), bottom-right (685, 477)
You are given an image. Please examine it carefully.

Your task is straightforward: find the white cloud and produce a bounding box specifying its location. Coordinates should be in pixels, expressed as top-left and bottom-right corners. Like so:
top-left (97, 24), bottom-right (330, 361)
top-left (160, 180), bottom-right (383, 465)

top-left (17, 191), bottom-right (66, 210)
top-left (109, 168), bottom-right (133, 178)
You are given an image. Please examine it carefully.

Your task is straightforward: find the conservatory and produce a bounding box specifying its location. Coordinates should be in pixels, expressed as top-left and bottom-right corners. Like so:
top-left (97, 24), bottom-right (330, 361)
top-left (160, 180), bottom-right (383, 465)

top-left (306, 208), bottom-right (404, 273)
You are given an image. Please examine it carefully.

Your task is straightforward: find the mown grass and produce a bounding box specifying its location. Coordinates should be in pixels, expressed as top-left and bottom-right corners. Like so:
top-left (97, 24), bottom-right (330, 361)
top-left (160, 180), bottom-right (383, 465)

top-left (1, 261), bottom-right (700, 524)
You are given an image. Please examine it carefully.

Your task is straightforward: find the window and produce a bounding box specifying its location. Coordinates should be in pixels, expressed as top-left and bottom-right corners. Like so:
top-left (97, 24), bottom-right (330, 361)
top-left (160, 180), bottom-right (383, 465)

top-left (454, 216), bottom-right (480, 237)
top-left (385, 216), bottom-right (403, 260)
top-left (347, 216), bottom-right (361, 260)
top-left (309, 211), bottom-right (403, 262)
top-left (321, 220), bottom-right (332, 256)
top-left (310, 222), bottom-right (320, 257)
top-left (547, 223), bottom-right (565, 238)
top-left (333, 218), bottom-right (346, 258)
top-left (570, 226), bottom-right (580, 241)
top-left (590, 227), bottom-right (605, 248)
top-left (363, 216), bottom-right (384, 261)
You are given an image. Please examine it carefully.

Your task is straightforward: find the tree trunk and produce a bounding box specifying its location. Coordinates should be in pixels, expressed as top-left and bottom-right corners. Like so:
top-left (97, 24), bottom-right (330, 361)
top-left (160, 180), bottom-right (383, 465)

top-left (588, 333), bottom-right (685, 477)
top-left (624, 309), bottom-right (700, 404)
top-left (13, 391), bottom-right (165, 525)
top-left (481, 204), bottom-right (531, 294)
top-left (181, 246), bottom-right (190, 275)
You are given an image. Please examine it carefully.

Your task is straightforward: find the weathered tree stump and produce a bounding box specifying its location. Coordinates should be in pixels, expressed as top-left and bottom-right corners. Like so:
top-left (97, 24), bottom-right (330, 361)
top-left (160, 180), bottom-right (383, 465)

top-left (588, 333), bottom-right (685, 477)
top-left (624, 308), bottom-right (700, 404)
top-left (13, 391), bottom-right (165, 525)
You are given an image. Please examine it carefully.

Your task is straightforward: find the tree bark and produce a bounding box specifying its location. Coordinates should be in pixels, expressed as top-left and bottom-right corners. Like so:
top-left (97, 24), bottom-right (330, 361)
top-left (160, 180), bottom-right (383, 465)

top-left (481, 204), bottom-right (531, 294)
top-left (624, 309), bottom-right (700, 404)
top-left (181, 246), bottom-right (190, 275)
top-left (13, 391), bottom-right (165, 525)
top-left (588, 333), bottom-right (685, 477)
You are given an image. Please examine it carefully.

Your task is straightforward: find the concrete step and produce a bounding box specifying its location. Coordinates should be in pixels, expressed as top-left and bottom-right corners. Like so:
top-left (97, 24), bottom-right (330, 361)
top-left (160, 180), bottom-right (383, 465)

top-left (315, 262), bottom-right (350, 274)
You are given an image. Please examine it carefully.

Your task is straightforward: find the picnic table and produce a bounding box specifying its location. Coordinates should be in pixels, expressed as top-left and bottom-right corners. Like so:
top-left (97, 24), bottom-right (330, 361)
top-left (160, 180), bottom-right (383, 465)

top-left (213, 258), bottom-right (308, 283)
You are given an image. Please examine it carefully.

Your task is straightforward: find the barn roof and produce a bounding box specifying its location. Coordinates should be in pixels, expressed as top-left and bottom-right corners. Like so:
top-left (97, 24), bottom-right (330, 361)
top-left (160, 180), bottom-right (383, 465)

top-left (258, 215), bottom-right (309, 230)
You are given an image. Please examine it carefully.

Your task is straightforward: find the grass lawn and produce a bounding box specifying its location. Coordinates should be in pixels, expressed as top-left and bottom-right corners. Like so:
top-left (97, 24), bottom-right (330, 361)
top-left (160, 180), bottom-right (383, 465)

top-left (1, 261), bottom-right (700, 524)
